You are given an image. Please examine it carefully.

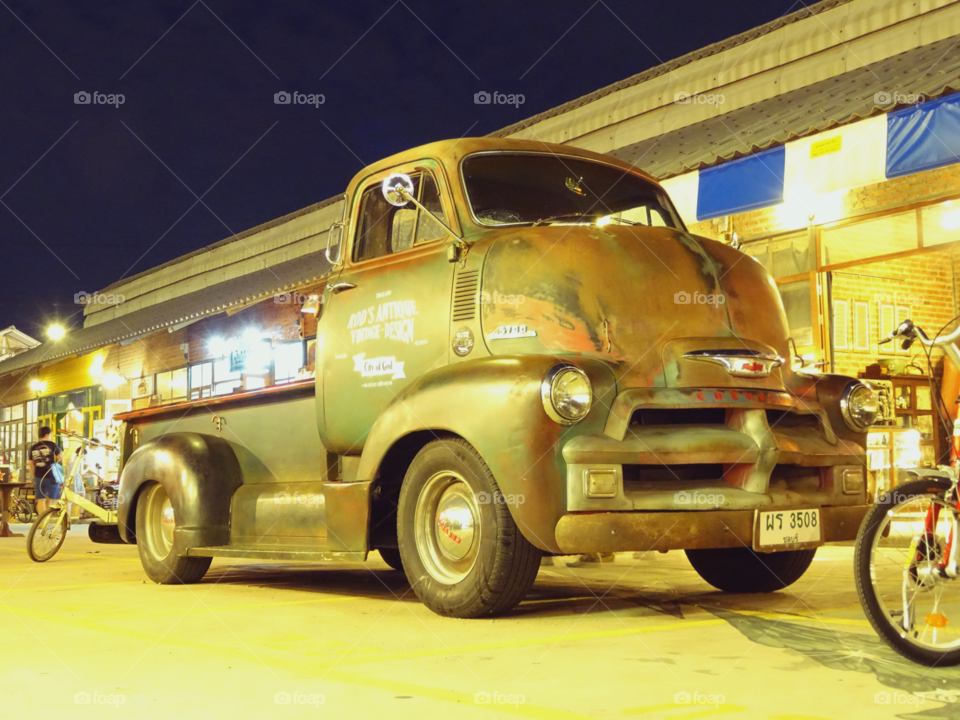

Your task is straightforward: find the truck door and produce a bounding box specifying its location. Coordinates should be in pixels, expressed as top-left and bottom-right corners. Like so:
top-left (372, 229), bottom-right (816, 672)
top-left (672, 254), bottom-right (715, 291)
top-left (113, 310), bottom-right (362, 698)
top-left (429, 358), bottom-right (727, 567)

top-left (319, 162), bottom-right (457, 453)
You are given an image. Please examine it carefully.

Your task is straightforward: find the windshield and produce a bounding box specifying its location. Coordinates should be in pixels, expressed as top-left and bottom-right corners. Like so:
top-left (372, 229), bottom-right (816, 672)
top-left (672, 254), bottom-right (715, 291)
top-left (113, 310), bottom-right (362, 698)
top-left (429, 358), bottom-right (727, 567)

top-left (462, 153), bottom-right (683, 229)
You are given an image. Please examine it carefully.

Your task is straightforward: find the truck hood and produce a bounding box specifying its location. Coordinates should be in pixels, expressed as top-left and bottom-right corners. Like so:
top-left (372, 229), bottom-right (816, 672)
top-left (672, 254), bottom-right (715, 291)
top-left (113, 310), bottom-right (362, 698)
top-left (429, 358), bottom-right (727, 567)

top-left (478, 225), bottom-right (793, 390)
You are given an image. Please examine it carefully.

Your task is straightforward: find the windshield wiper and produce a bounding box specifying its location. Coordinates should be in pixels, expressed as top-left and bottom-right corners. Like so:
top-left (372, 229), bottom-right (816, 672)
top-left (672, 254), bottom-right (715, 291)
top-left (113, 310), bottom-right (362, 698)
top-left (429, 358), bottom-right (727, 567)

top-left (601, 216), bottom-right (643, 226)
top-left (532, 212), bottom-right (597, 227)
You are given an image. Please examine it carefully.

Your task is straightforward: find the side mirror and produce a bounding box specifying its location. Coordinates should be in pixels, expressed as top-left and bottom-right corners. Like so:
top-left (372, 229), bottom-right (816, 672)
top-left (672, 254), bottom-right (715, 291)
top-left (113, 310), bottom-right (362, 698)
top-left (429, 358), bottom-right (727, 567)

top-left (382, 173), bottom-right (414, 206)
top-left (325, 221), bottom-right (344, 265)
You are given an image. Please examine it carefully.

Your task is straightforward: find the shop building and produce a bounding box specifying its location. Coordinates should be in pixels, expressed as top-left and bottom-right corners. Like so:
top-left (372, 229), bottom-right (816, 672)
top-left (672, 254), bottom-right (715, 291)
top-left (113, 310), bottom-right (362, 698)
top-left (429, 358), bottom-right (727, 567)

top-left (0, 196), bottom-right (341, 481)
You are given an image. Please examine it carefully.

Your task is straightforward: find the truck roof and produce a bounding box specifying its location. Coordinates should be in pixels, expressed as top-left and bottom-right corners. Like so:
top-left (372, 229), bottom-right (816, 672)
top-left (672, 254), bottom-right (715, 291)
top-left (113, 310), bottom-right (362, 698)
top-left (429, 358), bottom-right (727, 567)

top-left (349, 137), bottom-right (660, 191)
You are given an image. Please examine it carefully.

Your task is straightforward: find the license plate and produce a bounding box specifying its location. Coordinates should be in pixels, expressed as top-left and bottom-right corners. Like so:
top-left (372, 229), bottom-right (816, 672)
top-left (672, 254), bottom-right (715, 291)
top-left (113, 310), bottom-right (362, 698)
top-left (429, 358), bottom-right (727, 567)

top-left (756, 509), bottom-right (821, 549)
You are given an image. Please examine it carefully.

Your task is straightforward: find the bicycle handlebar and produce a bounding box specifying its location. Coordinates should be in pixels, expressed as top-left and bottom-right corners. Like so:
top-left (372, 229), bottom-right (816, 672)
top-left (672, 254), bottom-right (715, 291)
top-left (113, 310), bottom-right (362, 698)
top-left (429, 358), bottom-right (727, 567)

top-left (60, 429), bottom-right (118, 452)
top-left (888, 319), bottom-right (960, 349)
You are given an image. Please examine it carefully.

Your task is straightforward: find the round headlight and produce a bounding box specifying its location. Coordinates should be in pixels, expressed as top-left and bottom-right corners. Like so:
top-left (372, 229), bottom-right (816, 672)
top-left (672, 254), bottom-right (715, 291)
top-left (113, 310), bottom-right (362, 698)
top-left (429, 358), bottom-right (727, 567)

top-left (542, 365), bottom-right (592, 425)
top-left (840, 382), bottom-right (879, 432)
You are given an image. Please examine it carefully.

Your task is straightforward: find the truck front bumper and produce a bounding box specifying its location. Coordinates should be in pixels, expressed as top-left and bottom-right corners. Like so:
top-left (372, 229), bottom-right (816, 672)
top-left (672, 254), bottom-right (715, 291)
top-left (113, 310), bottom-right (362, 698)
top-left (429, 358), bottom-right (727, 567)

top-left (554, 504), bottom-right (869, 555)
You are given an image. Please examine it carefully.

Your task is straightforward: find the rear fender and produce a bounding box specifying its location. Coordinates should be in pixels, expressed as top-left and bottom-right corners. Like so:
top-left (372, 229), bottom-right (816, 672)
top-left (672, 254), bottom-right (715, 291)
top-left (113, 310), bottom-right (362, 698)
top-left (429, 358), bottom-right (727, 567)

top-left (356, 355), bottom-right (617, 553)
top-left (117, 433), bottom-right (243, 551)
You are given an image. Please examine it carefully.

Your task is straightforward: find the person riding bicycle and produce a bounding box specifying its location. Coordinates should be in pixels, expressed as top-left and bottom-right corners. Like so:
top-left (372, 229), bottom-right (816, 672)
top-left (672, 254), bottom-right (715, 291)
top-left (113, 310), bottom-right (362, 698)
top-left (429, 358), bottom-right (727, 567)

top-left (28, 427), bottom-right (63, 515)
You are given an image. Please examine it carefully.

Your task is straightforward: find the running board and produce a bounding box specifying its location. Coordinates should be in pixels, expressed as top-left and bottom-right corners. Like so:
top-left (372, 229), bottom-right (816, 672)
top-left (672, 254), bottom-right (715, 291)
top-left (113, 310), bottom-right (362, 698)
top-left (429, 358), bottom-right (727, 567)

top-left (187, 546), bottom-right (368, 562)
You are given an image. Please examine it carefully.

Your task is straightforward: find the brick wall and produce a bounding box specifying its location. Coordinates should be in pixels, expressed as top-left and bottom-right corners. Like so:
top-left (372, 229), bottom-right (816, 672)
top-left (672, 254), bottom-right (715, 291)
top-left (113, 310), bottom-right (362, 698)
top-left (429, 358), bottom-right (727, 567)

top-left (831, 251), bottom-right (958, 378)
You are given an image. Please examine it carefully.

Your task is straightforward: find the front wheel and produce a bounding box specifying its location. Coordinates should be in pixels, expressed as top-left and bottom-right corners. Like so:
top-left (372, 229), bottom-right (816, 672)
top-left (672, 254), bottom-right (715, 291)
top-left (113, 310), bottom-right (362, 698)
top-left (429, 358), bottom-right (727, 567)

top-left (855, 478), bottom-right (960, 666)
top-left (135, 483), bottom-right (211, 584)
top-left (685, 546), bottom-right (816, 593)
top-left (27, 508), bottom-right (67, 562)
top-left (398, 438), bottom-right (542, 618)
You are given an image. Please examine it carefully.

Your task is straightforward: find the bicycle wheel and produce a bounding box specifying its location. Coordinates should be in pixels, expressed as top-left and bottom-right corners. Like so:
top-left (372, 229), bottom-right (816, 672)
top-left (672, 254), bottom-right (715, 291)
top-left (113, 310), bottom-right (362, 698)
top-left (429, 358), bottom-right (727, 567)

top-left (13, 497), bottom-right (34, 524)
top-left (855, 478), bottom-right (960, 666)
top-left (27, 508), bottom-right (68, 562)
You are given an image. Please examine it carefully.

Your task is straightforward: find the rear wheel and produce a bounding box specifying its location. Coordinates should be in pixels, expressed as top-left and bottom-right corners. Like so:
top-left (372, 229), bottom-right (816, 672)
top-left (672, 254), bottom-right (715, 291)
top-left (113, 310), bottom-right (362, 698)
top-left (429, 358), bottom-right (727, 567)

top-left (27, 508), bottom-right (67, 562)
top-left (13, 495), bottom-right (34, 524)
top-left (398, 438), bottom-right (541, 618)
top-left (685, 546), bottom-right (816, 593)
top-left (136, 483), bottom-right (211, 584)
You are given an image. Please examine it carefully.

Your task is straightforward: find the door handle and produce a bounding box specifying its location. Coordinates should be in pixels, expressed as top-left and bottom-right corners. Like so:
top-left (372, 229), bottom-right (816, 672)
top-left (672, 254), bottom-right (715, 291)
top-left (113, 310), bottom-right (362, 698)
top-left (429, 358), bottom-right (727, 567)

top-left (330, 282), bottom-right (356, 294)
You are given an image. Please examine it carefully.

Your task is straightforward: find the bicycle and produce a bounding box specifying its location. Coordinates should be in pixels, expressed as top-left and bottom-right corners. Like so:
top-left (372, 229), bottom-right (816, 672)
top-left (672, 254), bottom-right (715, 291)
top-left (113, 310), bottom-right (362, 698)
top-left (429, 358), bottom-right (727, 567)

top-left (26, 431), bottom-right (119, 563)
top-left (854, 317), bottom-right (960, 666)
top-left (9, 487), bottom-right (35, 524)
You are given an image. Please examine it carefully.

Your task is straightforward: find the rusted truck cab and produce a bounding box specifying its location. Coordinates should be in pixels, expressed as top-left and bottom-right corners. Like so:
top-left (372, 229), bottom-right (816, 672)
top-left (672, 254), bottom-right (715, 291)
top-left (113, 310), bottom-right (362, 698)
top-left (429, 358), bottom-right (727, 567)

top-left (114, 138), bottom-right (876, 618)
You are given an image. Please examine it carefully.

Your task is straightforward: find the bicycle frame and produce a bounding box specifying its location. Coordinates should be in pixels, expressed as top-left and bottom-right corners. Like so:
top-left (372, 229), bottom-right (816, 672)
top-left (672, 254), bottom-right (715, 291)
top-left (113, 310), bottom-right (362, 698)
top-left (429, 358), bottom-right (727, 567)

top-left (893, 321), bottom-right (960, 625)
top-left (43, 432), bottom-right (118, 535)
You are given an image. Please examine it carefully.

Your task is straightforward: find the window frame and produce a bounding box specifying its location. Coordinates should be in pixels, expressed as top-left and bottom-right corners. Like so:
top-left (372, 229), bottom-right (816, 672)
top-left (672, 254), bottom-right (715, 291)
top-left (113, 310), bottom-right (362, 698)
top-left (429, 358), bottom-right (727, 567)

top-left (347, 161), bottom-right (456, 267)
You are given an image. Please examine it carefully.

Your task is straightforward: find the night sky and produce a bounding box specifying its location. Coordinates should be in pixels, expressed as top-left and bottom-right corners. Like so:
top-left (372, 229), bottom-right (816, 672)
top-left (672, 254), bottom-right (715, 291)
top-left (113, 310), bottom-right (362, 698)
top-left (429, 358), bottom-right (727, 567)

top-left (1, 1), bottom-right (800, 339)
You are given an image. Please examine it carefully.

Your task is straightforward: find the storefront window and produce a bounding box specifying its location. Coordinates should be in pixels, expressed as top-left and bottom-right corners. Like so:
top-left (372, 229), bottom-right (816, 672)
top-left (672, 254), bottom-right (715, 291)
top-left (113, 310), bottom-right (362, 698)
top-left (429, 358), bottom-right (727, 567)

top-left (821, 211), bottom-right (918, 267)
top-left (155, 368), bottom-right (188, 404)
top-left (0, 404), bottom-right (26, 471)
top-left (920, 200), bottom-right (960, 247)
top-left (742, 233), bottom-right (814, 279)
top-left (274, 341), bottom-right (304, 384)
top-left (213, 358), bottom-right (242, 396)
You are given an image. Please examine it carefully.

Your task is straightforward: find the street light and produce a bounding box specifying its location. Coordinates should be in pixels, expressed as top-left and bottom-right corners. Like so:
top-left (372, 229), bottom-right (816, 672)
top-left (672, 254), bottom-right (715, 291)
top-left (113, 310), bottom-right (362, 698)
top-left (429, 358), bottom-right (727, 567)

top-left (29, 378), bottom-right (46, 394)
top-left (46, 324), bottom-right (65, 341)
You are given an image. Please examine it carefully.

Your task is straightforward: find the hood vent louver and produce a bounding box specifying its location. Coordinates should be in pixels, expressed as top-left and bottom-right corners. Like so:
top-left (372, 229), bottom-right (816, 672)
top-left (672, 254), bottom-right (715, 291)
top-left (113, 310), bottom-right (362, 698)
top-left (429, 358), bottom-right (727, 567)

top-left (452, 270), bottom-right (479, 322)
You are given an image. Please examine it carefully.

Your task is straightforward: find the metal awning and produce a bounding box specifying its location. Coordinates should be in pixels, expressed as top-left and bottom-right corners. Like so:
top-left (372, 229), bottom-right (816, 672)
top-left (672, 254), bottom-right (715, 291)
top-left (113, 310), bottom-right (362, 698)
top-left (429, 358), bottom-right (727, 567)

top-left (610, 34), bottom-right (960, 180)
top-left (0, 252), bottom-right (332, 378)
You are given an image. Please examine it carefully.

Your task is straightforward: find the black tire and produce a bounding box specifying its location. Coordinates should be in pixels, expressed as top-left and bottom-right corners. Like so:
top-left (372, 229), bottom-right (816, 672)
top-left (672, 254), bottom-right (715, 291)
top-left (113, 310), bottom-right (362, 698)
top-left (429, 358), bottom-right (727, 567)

top-left (398, 438), bottom-right (541, 618)
top-left (27, 508), bottom-right (67, 562)
top-left (13, 499), bottom-right (34, 524)
top-left (135, 483), bottom-right (211, 584)
top-left (686, 546), bottom-right (816, 593)
top-left (378, 548), bottom-right (404, 572)
top-left (854, 478), bottom-right (960, 667)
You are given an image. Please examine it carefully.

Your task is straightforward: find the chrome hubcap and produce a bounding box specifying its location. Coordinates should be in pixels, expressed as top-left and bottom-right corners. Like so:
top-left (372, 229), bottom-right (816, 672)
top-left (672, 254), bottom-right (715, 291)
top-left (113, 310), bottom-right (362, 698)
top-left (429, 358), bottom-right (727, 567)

top-left (415, 471), bottom-right (480, 584)
top-left (146, 485), bottom-right (175, 558)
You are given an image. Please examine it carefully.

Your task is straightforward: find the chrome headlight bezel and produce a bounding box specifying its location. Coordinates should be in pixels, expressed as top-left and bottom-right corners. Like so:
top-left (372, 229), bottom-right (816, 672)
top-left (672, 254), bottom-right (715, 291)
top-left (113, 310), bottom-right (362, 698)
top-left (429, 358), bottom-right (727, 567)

top-left (840, 382), bottom-right (879, 432)
top-left (541, 364), bottom-right (592, 425)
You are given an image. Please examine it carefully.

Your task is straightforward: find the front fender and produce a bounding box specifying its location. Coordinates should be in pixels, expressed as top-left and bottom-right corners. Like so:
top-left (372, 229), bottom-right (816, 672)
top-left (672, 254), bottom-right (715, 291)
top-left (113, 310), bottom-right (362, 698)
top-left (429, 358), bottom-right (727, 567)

top-left (356, 355), bottom-right (617, 553)
top-left (117, 432), bottom-right (243, 551)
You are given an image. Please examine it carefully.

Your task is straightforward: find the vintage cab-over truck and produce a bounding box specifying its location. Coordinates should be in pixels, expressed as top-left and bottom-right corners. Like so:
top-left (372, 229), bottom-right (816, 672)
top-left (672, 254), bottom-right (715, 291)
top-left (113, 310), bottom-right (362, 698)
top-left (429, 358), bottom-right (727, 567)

top-left (105, 137), bottom-right (878, 618)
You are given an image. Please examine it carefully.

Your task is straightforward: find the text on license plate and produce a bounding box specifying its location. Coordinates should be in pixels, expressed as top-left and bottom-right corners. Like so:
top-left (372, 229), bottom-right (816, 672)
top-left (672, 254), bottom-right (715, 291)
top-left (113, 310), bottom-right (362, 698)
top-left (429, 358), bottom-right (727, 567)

top-left (757, 509), bottom-right (821, 547)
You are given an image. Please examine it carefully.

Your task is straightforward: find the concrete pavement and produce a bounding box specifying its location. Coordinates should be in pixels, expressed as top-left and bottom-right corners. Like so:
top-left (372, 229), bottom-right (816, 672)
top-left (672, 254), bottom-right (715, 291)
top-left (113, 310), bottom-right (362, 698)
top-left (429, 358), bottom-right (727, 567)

top-left (1, 528), bottom-right (955, 719)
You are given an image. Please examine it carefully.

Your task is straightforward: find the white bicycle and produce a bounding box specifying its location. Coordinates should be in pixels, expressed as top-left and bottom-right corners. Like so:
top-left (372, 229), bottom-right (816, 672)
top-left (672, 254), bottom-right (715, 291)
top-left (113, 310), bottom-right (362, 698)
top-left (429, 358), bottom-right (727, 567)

top-left (854, 318), bottom-right (960, 666)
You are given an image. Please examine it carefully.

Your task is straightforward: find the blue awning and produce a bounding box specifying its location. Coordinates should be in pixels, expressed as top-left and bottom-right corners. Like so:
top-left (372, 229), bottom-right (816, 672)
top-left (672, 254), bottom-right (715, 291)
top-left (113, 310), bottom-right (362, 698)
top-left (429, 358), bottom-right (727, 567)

top-left (696, 145), bottom-right (786, 221)
top-left (887, 93), bottom-right (960, 179)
